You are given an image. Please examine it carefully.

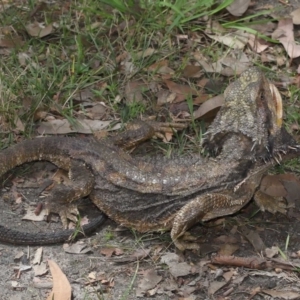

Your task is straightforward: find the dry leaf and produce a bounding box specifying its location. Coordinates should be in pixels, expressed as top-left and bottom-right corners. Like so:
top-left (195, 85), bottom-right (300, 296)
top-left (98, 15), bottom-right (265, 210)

top-left (22, 208), bottom-right (47, 221)
top-left (107, 248), bottom-right (150, 263)
top-left (265, 246), bottom-right (279, 258)
top-left (18, 52), bottom-right (31, 66)
top-left (272, 19), bottom-right (300, 58)
top-left (136, 48), bottom-right (156, 59)
top-left (226, 0), bottom-right (250, 16)
top-left (164, 80), bottom-right (198, 103)
top-left (262, 289), bottom-right (300, 299)
top-left (136, 269), bottom-right (162, 297)
top-left (85, 103), bottom-right (107, 120)
top-left (37, 119), bottom-right (117, 134)
top-left (218, 244), bottom-right (239, 256)
top-left (47, 260), bottom-right (71, 300)
top-left (73, 89), bottom-right (94, 101)
top-left (156, 90), bottom-right (173, 106)
top-left (32, 247), bottom-right (43, 265)
top-left (101, 247), bottom-right (116, 257)
top-left (182, 65), bottom-right (202, 78)
top-left (206, 30), bottom-right (249, 50)
top-left (208, 281), bottom-right (227, 296)
top-left (160, 253), bottom-right (191, 277)
top-left (147, 59), bottom-right (174, 75)
top-left (248, 34), bottom-right (269, 53)
top-left (220, 53), bottom-right (250, 75)
top-left (260, 175), bottom-right (287, 197)
top-left (214, 235), bottom-right (238, 244)
top-left (33, 263), bottom-right (48, 276)
top-left (124, 80), bottom-right (148, 104)
top-left (26, 22), bottom-right (56, 38)
top-left (291, 8), bottom-right (300, 25)
top-left (14, 251), bottom-right (24, 261)
top-left (63, 242), bottom-right (92, 254)
top-left (14, 116), bottom-right (25, 132)
top-left (0, 36), bottom-right (23, 48)
top-left (164, 80), bottom-right (198, 96)
top-left (240, 227), bottom-right (266, 252)
top-left (194, 95), bottom-right (224, 120)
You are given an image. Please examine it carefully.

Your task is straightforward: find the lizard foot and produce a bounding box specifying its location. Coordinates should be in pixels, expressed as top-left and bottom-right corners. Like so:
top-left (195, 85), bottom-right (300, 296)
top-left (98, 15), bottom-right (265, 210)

top-left (172, 231), bottom-right (200, 251)
top-left (147, 120), bottom-right (188, 140)
top-left (108, 120), bottom-right (188, 150)
top-left (44, 159), bottom-right (95, 228)
top-left (46, 202), bottom-right (80, 229)
top-left (171, 192), bottom-right (247, 251)
top-left (254, 190), bottom-right (287, 215)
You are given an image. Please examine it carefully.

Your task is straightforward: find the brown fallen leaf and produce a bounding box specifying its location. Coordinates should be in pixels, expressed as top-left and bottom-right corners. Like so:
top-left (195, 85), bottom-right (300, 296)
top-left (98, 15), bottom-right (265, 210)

top-left (218, 244), bottom-right (239, 256)
top-left (63, 242), bottom-right (93, 254)
top-left (136, 269), bottom-right (162, 297)
top-left (240, 226), bottom-right (266, 252)
top-left (272, 19), bottom-right (300, 58)
top-left (206, 30), bottom-right (249, 50)
top-left (193, 95), bottom-right (224, 120)
top-left (107, 248), bottom-right (150, 263)
top-left (22, 208), bottom-right (47, 222)
top-left (47, 260), bottom-right (71, 300)
top-left (160, 252), bottom-right (192, 277)
top-left (85, 103), bottom-right (107, 120)
top-left (193, 94), bottom-right (210, 104)
top-left (100, 247), bottom-right (123, 257)
top-left (156, 90), bottom-right (174, 106)
top-left (33, 263), bottom-right (48, 277)
top-left (148, 60), bottom-right (174, 75)
top-left (208, 281), bottom-right (227, 296)
top-left (262, 289), bottom-right (300, 299)
top-left (260, 174), bottom-right (287, 198)
top-left (265, 246), bottom-right (279, 258)
top-left (136, 47), bottom-right (156, 59)
top-left (101, 247), bottom-right (115, 257)
top-left (248, 34), bottom-right (269, 53)
top-left (0, 36), bottom-right (23, 48)
top-left (32, 247), bottom-right (43, 265)
top-left (221, 52), bottom-right (250, 74)
top-left (226, 0), bottom-right (250, 16)
top-left (26, 22), bottom-right (56, 38)
top-left (164, 80), bottom-right (198, 95)
top-left (124, 80), bottom-right (148, 104)
top-left (37, 119), bottom-right (117, 134)
top-left (214, 235), bottom-right (238, 244)
top-left (182, 65), bottom-right (202, 78)
top-left (291, 8), bottom-right (300, 25)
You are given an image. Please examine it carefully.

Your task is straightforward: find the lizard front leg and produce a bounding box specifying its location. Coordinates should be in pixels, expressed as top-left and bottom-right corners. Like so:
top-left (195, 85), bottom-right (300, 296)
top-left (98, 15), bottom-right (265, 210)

top-left (108, 120), bottom-right (188, 149)
top-left (171, 193), bottom-right (250, 251)
top-left (253, 190), bottom-right (287, 214)
top-left (45, 160), bottom-right (94, 228)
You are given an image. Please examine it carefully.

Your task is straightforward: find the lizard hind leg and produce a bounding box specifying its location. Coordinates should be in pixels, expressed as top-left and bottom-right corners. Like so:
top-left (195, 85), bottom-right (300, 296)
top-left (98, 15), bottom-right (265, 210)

top-left (254, 190), bottom-right (287, 215)
top-left (171, 193), bottom-right (244, 251)
top-left (45, 160), bottom-right (95, 228)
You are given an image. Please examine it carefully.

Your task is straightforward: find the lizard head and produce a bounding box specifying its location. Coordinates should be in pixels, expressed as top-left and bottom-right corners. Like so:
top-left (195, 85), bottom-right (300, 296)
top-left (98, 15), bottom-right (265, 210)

top-left (205, 67), bottom-right (299, 159)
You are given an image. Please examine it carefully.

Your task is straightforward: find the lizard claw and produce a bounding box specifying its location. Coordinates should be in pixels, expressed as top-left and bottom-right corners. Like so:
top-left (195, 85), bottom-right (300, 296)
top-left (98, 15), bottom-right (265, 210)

top-left (254, 190), bottom-right (287, 215)
top-left (172, 232), bottom-right (200, 251)
top-left (58, 204), bottom-right (80, 229)
top-left (45, 201), bottom-right (80, 229)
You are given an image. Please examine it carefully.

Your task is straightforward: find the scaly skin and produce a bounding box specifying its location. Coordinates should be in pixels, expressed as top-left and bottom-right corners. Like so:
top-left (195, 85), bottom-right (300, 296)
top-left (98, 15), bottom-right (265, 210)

top-left (0, 67), bottom-right (299, 249)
